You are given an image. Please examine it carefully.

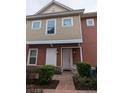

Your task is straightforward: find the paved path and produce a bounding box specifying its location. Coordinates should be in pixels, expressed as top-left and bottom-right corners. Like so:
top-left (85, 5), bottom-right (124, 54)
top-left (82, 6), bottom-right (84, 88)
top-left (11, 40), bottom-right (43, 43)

top-left (54, 71), bottom-right (75, 90)
top-left (43, 71), bottom-right (97, 93)
top-left (43, 89), bottom-right (97, 93)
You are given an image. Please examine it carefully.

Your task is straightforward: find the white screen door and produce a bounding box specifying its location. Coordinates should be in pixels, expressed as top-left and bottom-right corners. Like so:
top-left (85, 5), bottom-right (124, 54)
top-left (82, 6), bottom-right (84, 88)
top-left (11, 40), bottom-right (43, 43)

top-left (46, 48), bottom-right (57, 66)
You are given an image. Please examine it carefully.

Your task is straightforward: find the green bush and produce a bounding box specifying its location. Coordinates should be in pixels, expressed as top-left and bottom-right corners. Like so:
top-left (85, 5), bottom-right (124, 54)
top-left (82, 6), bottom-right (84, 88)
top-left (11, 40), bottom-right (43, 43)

top-left (38, 65), bottom-right (55, 84)
top-left (76, 62), bottom-right (91, 77)
top-left (26, 66), bottom-right (40, 84)
top-left (73, 75), bottom-right (97, 90)
top-left (54, 67), bottom-right (62, 74)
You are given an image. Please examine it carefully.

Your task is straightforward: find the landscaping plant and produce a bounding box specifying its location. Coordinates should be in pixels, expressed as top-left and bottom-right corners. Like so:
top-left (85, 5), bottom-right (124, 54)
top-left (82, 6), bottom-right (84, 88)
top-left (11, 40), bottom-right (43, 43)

top-left (73, 75), bottom-right (97, 90)
top-left (54, 66), bottom-right (62, 74)
top-left (76, 62), bottom-right (91, 77)
top-left (38, 65), bottom-right (55, 84)
top-left (73, 62), bottom-right (97, 90)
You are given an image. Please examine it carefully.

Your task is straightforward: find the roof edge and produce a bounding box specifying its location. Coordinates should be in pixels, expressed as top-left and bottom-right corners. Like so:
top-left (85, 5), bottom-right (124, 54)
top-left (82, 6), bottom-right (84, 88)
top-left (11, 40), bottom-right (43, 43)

top-left (27, 9), bottom-right (85, 20)
top-left (34, 0), bottom-right (73, 15)
top-left (82, 12), bottom-right (97, 18)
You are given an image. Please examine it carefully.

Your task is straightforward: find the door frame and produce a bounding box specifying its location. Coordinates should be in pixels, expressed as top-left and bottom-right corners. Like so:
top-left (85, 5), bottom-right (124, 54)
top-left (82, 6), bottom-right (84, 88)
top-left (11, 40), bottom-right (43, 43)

top-left (61, 47), bottom-right (82, 70)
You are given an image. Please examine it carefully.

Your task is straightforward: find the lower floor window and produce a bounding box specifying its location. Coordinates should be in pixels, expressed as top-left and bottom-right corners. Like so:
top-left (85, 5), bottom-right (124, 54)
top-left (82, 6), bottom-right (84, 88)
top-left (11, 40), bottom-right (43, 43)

top-left (28, 49), bottom-right (38, 65)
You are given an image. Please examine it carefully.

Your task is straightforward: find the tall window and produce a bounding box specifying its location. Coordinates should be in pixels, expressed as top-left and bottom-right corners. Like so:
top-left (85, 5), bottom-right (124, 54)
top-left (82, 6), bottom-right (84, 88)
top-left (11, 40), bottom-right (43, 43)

top-left (62, 17), bottom-right (73, 27)
top-left (46, 19), bottom-right (56, 34)
top-left (32, 20), bottom-right (41, 29)
top-left (86, 19), bottom-right (95, 26)
top-left (28, 49), bottom-right (38, 65)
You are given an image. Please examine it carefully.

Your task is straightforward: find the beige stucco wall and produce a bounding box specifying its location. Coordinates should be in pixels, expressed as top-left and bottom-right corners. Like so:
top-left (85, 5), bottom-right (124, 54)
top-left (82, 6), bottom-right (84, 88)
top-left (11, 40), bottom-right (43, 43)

top-left (26, 15), bottom-right (82, 41)
top-left (42, 4), bottom-right (67, 14)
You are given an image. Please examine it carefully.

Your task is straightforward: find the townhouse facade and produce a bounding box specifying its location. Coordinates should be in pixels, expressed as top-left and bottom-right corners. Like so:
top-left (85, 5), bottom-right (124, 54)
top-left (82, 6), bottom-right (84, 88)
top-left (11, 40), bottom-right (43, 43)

top-left (26, 0), bottom-right (97, 70)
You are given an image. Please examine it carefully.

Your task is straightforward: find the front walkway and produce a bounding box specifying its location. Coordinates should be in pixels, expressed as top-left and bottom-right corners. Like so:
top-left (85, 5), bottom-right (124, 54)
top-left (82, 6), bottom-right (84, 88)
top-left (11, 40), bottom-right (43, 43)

top-left (55, 71), bottom-right (75, 90)
top-left (43, 71), bottom-right (97, 93)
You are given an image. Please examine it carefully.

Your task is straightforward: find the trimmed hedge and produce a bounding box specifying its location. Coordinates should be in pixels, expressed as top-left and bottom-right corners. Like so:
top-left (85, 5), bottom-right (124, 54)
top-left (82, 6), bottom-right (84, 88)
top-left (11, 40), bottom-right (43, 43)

top-left (38, 65), bottom-right (55, 84)
top-left (73, 75), bottom-right (97, 90)
top-left (54, 66), bottom-right (62, 74)
top-left (74, 62), bottom-right (97, 90)
top-left (76, 62), bottom-right (91, 77)
top-left (26, 66), bottom-right (40, 84)
top-left (26, 65), bottom-right (55, 84)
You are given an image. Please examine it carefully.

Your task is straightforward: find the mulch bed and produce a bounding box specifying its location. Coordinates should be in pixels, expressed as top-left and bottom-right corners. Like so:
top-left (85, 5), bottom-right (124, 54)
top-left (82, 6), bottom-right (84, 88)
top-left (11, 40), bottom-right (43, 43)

top-left (73, 76), bottom-right (97, 90)
top-left (26, 88), bottom-right (43, 93)
top-left (27, 80), bottom-right (59, 89)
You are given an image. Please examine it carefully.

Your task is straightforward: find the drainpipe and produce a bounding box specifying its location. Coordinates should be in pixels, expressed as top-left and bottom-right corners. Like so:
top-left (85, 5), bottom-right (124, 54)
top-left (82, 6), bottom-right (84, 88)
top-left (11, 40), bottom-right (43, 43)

top-left (80, 46), bottom-right (83, 62)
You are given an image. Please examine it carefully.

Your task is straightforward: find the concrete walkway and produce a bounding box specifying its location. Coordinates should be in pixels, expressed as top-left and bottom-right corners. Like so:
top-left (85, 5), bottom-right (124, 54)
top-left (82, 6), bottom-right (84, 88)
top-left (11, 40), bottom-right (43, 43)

top-left (55, 71), bottom-right (75, 90)
top-left (43, 71), bottom-right (97, 93)
top-left (43, 89), bottom-right (97, 93)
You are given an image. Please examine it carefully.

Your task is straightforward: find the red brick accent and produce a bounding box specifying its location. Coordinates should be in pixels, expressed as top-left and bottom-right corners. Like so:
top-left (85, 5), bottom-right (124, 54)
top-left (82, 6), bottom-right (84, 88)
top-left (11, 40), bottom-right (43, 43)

top-left (26, 44), bottom-right (81, 66)
top-left (26, 45), bottom-right (29, 63)
top-left (81, 17), bottom-right (97, 66)
top-left (73, 48), bottom-right (81, 64)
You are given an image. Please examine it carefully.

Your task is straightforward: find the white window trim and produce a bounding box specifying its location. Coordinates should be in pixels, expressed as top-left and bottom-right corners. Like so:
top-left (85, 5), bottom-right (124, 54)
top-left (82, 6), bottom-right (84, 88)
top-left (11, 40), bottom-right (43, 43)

top-left (46, 19), bottom-right (56, 35)
top-left (27, 48), bottom-right (38, 66)
top-left (32, 20), bottom-right (41, 30)
top-left (62, 17), bottom-right (73, 27)
top-left (86, 18), bottom-right (95, 27)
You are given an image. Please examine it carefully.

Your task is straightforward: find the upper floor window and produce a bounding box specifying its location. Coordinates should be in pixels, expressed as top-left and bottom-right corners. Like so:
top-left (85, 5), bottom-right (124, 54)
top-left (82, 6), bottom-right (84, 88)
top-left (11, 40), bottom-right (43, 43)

top-left (46, 19), bottom-right (56, 35)
top-left (86, 19), bottom-right (95, 26)
top-left (62, 17), bottom-right (73, 27)
top-left (32, 20), bottom-right (41, 30)
top-left (27, 48), bottom-right (38, 65)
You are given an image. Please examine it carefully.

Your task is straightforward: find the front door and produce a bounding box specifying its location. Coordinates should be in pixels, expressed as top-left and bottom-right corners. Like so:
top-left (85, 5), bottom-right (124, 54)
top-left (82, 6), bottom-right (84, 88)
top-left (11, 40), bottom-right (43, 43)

top-left (62, 48), bottom-right (72, 70)
top-left (46, 48), bottom-right (57, 66)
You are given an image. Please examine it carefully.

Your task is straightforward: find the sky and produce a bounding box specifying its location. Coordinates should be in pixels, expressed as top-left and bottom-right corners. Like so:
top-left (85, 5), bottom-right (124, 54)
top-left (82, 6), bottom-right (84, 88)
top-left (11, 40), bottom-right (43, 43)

top-left (26, 0), bottom-right (97, 15)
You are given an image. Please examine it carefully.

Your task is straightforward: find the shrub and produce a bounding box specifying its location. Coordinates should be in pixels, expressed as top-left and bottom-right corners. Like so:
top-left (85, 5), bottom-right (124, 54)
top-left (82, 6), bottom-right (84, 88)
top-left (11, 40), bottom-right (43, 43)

top-left (54, 67), bottom-right (62, 74)
top-left (38, 65), bottom-right (55, 84)
top-left (26, 66), bottom-right (40, 84)
top-left (76, 62), bottom-right (91, 77)
top-left (73, 75), bottom-right (97, 90)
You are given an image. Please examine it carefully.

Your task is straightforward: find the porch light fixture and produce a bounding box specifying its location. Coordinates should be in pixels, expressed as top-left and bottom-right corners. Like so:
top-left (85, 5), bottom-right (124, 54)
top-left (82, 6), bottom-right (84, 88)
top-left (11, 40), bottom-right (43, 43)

top-left (73, 49), bottom-right (76, 54)
top-left (56, 50), bottom-right (59, 54)
top-left (78, 43), bottom-right (81, 46)
top-left (50, 44), bottom-right (53, 47)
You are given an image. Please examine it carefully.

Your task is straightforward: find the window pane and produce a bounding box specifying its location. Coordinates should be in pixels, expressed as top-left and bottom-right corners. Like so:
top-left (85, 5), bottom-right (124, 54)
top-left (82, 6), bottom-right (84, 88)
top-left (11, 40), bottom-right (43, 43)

top-left (29, 57), bottom-right (36, 64)
top-left (33, 22), bottom-right (40, 29)
top-left (86, 19), bottom-right (94, 26)
top-left (47, 20), bottom-right (55, 34)
top-left (30, 50), bottom-right (37, 56)
top-left (88, 20), bottom-right (93, 24)
top-left (64, 19), bottom-right (71, 26)
top-left (48, 27), bottom-right (54, 34)
top-left (48, 21), bottom-right (55, 27)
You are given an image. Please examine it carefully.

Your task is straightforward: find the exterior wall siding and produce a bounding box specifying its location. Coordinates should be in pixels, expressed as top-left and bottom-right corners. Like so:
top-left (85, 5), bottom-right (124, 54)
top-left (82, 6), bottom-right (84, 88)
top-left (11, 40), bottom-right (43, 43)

top-left (42, 4), bottom-right (67, 14)
top-left (26, 16), bottom-right (97, 67)
top-left (26, 15), bottom-right (82, 41)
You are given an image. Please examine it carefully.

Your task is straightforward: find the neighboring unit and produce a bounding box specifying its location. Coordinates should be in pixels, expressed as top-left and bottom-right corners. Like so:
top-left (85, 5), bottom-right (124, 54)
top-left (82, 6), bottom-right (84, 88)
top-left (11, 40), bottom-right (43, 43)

top-left (26, 0), bottom-right (97, 71)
